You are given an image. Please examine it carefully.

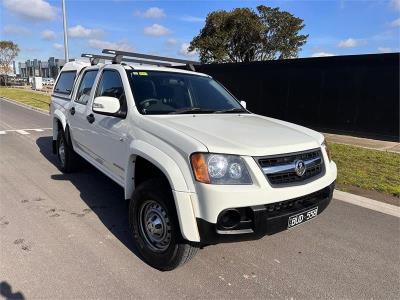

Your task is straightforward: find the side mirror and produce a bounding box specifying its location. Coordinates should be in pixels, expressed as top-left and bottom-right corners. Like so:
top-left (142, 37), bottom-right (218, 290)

top-left (240, 100), bottom-right (247, 109)
top-left (93, 96), bottom-right (120, 115)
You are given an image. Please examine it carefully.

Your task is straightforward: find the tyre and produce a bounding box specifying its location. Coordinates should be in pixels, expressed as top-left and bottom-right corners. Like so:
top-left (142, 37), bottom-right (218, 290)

top-left (129, 179), bottom-right (199, 271)
top-left (56, 129), bottom-right (78, 173)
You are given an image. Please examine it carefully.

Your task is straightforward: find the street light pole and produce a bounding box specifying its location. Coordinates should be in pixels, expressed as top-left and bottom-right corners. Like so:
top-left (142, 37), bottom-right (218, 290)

top-left (62, 0), bottom-right (69, 62)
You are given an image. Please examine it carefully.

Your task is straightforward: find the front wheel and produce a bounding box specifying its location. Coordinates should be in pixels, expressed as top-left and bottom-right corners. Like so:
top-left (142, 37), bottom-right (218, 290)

top-left (56, 129), bottom-right (78, 173)
top-left (129, 179), bottom-right (199, 271)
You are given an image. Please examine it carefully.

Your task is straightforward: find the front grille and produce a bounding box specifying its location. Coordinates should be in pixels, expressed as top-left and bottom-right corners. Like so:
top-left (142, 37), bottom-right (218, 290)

top-left (257, 149), bottom-right (324, 185)
top-left (265, 186), bottom-right (331, 217)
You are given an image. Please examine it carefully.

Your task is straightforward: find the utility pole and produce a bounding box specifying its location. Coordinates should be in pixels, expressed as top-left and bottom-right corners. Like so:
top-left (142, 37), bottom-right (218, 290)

top-left (62, 0), bottom-right (69, 62)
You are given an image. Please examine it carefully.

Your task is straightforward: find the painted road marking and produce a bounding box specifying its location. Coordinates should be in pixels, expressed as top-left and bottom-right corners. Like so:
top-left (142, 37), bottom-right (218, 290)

top-left (0, 128), bottom-right (51, 135)
top-left (16, 130), bottom-right (29, 135)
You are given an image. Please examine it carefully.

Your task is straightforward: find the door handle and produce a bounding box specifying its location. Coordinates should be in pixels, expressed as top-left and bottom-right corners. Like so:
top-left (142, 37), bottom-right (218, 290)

top-left (120, 133), bottom-right (127, 142)
top-left (86, 114), bottom-right (95, 124)
top-left (70, 107), bottom-right (75, 115)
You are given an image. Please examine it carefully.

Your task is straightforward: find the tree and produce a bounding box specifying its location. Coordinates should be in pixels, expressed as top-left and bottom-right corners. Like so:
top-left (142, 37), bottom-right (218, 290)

top-left (189, 5), bottom-right (308, 63)
top-left (0, 41), bottom-right (20, 86)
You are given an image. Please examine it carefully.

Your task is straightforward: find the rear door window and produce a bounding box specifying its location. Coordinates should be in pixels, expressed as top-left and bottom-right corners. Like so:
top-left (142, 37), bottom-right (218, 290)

top-left (75, 70), bottom-right (98, 105)
top-left (54, 71), bottom-right (76, 95)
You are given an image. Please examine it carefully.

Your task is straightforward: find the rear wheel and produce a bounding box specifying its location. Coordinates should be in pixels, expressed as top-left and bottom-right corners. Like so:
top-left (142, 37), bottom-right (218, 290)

top-left (129, 179), bottom-right (199, 271)
top-left (56, 129), bottom-right (78, 173)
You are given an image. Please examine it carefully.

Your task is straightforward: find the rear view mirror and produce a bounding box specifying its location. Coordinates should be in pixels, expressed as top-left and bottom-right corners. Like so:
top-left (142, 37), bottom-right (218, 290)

top-left (240, 100), bottom-right (247, 109)
top-left (93, 96), bottom-right (120, 115)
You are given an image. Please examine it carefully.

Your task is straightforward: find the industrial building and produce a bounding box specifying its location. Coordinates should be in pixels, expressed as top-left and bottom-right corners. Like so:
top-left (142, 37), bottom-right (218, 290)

top-left (18, 57), bottom-right (66, 79)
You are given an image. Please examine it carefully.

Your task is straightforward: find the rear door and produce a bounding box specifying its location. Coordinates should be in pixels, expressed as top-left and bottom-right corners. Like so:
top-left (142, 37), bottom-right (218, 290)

top-left (68, 69), bottom-right (99, 153)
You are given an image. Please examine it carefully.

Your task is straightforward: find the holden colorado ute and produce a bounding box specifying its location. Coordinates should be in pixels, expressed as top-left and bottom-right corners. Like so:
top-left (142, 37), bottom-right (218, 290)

top-left (50, 49), bottom-right (337, 271)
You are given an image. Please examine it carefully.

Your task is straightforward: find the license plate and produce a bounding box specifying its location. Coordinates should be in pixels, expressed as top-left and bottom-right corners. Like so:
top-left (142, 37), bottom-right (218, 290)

top-left (288, 207), bottom-right (318, 229)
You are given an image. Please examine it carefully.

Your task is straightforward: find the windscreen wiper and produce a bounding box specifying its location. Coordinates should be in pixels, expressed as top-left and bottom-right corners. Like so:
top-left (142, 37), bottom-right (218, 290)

top-left (213, 108), bottom-right (247, 114)
top-left (169, 107), bottom-right (215, 114)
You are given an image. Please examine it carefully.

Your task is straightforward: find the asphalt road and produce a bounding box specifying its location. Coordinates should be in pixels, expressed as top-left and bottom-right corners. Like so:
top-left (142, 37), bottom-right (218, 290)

top-left (0, 98), bottom-right (399, 299)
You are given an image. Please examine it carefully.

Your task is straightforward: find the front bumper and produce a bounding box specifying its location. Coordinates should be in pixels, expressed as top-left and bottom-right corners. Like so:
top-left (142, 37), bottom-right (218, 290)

top-left (197, 182), bottom-right (335, 245)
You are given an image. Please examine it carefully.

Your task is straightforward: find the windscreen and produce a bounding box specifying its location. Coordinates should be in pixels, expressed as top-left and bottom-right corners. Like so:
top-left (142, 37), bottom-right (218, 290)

top-left (127, 70), bottom-right (246, 115)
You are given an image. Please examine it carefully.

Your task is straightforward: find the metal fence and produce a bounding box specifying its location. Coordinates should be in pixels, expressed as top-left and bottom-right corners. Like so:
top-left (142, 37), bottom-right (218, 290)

top-left (196, 53), bottom-right (399, 141)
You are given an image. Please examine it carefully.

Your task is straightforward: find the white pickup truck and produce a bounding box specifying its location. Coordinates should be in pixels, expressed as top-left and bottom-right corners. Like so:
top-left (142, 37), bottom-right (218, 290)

top-left (51, 50), bottom-right (337, 271)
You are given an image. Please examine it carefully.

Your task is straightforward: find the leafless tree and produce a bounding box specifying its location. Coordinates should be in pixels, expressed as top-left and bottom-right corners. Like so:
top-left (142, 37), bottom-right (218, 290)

top-left (0, 41), bottom-right (20, 86)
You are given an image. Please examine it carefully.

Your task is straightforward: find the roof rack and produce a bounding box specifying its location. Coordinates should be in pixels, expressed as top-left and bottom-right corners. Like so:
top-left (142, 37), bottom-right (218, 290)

top-left (81, 53), bottom-right (173, 67)
top-left (81, 49), bottom-right (200, 71)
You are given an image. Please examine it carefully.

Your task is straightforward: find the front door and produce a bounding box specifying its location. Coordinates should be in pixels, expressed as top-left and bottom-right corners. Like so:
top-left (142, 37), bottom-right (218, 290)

top-left (85, 69), bottom-right (129, 183)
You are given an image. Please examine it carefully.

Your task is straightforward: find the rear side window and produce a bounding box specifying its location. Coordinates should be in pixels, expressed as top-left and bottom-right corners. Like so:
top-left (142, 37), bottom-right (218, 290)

top-left (54, 71), bottom-right (76, 95)
top-left (75, 70), bottom-right (98, 105)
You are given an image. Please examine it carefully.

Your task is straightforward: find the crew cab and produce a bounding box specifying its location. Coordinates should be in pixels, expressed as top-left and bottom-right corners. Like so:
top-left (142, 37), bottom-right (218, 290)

top-left (51, 50), bottom-right (337, 271)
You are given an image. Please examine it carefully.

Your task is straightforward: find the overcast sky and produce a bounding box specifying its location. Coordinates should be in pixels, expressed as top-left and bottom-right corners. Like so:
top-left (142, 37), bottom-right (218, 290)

top-left (1, 0), bottom-right (399, 63)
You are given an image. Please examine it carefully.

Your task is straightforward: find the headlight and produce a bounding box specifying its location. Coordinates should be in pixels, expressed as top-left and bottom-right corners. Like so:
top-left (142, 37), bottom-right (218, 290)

top-left (191, 153), bottom-right (252, 185)
top-left (322, 140), bottom-right (331, 162)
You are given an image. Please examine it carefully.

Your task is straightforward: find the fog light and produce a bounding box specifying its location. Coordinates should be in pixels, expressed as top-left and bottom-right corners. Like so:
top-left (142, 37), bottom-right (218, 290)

top-left (218, 209), bottom-right (241, 229)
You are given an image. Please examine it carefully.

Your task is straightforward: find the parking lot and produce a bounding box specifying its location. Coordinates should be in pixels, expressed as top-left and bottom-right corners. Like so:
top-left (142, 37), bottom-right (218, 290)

top-left (0, 98), bottom-right (399, 299)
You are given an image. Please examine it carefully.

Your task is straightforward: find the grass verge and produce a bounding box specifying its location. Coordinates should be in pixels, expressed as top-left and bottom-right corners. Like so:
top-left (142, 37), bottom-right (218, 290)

top-left (0, 87), bottom-right (50, 110)
top-left (331, 143), bottom-right (400, 197)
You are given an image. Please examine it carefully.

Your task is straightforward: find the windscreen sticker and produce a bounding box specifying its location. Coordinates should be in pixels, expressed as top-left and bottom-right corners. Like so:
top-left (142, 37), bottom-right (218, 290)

top-left (138, 72), bottom-right (148, 76)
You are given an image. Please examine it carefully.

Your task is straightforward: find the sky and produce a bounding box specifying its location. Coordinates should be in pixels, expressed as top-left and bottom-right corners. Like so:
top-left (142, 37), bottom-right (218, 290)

top-left (1, 0), bottom-right (399, 64)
